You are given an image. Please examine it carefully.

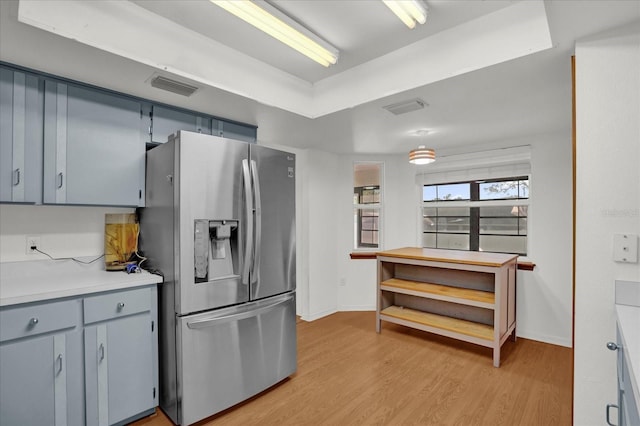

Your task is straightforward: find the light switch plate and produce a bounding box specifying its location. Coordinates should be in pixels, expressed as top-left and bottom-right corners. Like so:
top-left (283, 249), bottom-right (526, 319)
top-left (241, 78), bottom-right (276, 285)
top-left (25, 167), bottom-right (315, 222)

top-left (613, 234), bottom-right (638, 263)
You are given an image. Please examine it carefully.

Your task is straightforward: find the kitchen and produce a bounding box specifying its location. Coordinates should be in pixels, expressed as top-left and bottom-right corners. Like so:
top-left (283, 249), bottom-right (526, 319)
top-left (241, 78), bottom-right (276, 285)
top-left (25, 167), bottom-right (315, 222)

top-left (0, 1), bottom-right (639, 425)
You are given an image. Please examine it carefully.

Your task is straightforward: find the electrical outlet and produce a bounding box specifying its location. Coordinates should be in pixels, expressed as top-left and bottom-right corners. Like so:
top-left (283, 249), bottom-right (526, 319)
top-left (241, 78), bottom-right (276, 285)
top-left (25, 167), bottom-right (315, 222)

top-left (26, 235), bottom-right (41, 254)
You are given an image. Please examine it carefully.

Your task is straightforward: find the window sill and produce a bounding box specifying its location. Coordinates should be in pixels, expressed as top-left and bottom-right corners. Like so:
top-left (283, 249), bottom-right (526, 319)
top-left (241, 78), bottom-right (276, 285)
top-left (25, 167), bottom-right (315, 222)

top-left (349, 251), bottom-right (536, 270)
top-left (349, 252), bottom-right (377, 260)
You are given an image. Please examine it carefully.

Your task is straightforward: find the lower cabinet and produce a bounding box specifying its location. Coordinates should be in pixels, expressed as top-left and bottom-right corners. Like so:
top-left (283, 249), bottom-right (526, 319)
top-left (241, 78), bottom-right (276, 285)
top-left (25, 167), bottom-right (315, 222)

top-left (608, 327), bottom-right (640, 426)
top-left (0, 329), bottom-right (84, 426)
top-left (0, 298), bottom-right (84, 426)
top-left (0, 285), bottom-right (158, 426)
top-left (84, 288), bottom-right (157, 426)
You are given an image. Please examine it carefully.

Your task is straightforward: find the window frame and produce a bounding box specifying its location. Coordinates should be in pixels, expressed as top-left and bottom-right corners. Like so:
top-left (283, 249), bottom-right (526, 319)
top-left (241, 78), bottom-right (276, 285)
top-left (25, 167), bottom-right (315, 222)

top-left (353, 161), bottom-right (384, 251)
top-left (421, 176), bottom-right (530, 255)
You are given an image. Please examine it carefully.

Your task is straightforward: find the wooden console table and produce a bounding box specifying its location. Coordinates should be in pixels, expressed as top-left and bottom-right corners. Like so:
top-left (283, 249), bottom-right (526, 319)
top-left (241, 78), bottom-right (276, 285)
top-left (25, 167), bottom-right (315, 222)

top-left (376, 247), bottom-right (518, 367)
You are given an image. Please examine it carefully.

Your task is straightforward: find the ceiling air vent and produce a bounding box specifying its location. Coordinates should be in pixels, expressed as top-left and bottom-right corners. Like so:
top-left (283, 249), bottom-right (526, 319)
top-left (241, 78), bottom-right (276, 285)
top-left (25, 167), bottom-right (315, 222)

top-left (150, 76), bottom-right (199, 97)
top-left (383, 98), bottom-right (427, 115)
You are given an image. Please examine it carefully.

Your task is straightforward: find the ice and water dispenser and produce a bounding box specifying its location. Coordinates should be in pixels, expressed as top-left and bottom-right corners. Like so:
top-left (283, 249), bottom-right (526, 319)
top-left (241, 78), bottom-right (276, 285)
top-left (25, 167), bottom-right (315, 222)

top-left (194, 219), bottom-right (240, 283)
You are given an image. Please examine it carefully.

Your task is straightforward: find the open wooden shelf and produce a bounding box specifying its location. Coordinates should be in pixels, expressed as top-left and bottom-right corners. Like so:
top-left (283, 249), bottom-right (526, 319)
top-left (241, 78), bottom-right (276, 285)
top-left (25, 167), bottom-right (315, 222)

top-left (381, 278), bottom-right (495, 309)
top-left (376, 247), bottom-right (517, 367)
top-left (381, 305), bottom-right (494, 341)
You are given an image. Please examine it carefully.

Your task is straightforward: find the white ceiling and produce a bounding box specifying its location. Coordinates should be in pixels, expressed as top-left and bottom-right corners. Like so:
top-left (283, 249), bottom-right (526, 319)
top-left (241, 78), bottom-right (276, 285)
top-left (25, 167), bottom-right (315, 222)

top-left (1, 1), bottom-right (639, 155)
top-left (131, 0), bottom-right (514, 83)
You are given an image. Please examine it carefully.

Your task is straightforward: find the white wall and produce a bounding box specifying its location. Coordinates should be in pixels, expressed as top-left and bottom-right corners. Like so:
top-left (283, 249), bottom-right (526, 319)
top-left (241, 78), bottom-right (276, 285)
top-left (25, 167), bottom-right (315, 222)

top-left (574, 23), bottom-right (640, 425)
top-left (298, 149), bottom-right (342, 320)
top-left (0, 204), bottom-right (134, 263)
top-left (518, 133), bottom-right (574, 346)
top-left (299, 134), bottom-right (574, 350)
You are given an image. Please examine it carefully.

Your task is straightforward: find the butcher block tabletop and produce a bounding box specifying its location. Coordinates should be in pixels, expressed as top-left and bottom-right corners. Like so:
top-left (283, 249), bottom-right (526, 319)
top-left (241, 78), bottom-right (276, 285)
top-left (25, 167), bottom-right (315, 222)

top-left (377, 247), bottom-right (518, 268)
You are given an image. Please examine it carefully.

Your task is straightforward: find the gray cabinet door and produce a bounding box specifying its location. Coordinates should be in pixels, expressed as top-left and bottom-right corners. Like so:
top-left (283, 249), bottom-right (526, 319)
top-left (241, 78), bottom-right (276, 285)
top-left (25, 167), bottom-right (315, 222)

top-left (43, 80), bottom-right (144, 206)
top-left (220, 120), bottom-right (257, 143)
top-left (85, 314), bottom-right (154, 426)
top-left (0, 68), bottom-right (43, 203)
top-left (151, 105), bottom-right (212, 144)
top-left (0, 331), bottom-right (83, 426)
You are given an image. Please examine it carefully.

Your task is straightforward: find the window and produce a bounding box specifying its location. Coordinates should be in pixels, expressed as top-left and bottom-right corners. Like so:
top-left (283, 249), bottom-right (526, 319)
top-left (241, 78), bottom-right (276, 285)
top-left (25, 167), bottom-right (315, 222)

top-left (422, 177), bottom-right (529, 255)
top-left (354, 162), bottom-right (383, 249)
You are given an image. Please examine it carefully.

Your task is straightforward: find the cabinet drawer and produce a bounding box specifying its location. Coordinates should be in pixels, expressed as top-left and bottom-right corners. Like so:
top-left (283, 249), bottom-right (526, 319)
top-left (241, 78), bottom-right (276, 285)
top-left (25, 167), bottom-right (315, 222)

top-left (0, 299), bottom-right (79, 343)
top-left (83, 287), bottom-right (151, 324)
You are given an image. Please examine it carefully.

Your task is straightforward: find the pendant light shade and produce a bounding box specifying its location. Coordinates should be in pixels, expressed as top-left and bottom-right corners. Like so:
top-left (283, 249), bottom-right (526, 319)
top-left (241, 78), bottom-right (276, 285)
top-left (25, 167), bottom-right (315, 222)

top-left (409, 145), bottom-right (436, 165)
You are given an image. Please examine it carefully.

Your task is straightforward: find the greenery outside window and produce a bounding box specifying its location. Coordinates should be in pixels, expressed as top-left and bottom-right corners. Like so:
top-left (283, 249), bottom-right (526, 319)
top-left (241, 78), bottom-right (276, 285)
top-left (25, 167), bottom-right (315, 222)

top-left (422, 177), bottom-right (529, 255)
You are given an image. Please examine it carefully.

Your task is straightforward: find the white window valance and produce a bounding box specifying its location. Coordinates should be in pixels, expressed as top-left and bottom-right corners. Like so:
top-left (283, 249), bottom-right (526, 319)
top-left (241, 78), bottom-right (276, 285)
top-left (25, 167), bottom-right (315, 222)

top-left (415, 145), bottom-right (531, 185)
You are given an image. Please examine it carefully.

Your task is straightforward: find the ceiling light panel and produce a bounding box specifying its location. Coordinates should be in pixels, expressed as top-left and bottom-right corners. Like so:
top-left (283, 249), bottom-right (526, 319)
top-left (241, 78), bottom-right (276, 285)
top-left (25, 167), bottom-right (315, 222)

top-left (382, 0), bottom-right (428, 29)
top-left (210, 0), bottom-right (339, 67)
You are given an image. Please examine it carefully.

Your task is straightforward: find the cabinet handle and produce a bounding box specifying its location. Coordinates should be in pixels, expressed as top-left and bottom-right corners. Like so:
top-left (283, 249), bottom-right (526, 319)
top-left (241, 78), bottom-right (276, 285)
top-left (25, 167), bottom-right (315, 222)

top-left (606, 342), bottom-right (619, 351)
top-left (117, 302), bottom-right (125, 310)
top-left (29, 317), bottom-right (39, 326)
top-left (57, 354), bottom-right (63, 374)
top-left (99, 343), bottom-right (105, 362)
top-left (13, 168), bottom-right (20, 186)
top-left (57, 172), bottom-right (63, 189)
top-left (606, 403), bottom-right (618, 426)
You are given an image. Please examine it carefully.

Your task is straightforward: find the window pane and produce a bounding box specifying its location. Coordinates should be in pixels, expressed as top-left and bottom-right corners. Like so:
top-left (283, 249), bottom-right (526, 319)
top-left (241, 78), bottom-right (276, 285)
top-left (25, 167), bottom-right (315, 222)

top-left (480, 235), bottom-right (526, 255)
top-left (355, 208), bottom-right (379, 248)
top-left (423, 207), bottom-right (437, 216)
top-left (437, 217), bottom-right (469, 233)
top-left (480, 217), bottom-right (519, 235)
top-left (422, 233), bottom-right (437, 248)
top-left (479, 180), bottom-right (521, 200)
top-left (519, 180), bottom-right (529, 198)
top-left (479, 206), bottom-right (514, 217)
top-left (354, 162), bottom-right (382, 249)
top-left (354, 162), bottom-right (381, 205)
top-left (519, 218), bottom-right (528, 235)
top-left (360, 188), bottom-right (380, 204)
top-left (361, 230), bottom-right (378, 245)
top-left (436, 233), bottom-right (469, 250)
top-left (437, 183), bottom-right (470, 201)
top-left (437, 207), bottom-right (470, 217)
top-left (423, 186), bottom-right (437, 201)
top-left (423, 215), bottom-right (437, 231)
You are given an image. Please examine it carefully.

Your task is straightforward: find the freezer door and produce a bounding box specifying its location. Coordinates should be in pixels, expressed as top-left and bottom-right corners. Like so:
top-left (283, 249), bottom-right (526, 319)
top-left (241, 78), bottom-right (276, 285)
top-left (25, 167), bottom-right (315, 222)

top-left (249, 145), bottom-right (296, 300)
top-left (177, 131), bottom-right (249, 315)
top-left (177, 292), bottom-right (297, 426)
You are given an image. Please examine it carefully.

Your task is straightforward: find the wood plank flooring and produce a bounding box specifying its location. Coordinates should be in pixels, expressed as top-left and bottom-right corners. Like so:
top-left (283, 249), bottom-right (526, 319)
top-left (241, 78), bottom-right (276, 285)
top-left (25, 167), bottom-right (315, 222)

top-left (131, 311), bottom-right (572, 426)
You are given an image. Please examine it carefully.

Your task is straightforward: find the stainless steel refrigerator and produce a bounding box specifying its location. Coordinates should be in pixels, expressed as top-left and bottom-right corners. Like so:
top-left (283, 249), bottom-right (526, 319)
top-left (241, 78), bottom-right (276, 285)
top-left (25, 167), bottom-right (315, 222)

top-left (139, 131), bottom-right (296, 426)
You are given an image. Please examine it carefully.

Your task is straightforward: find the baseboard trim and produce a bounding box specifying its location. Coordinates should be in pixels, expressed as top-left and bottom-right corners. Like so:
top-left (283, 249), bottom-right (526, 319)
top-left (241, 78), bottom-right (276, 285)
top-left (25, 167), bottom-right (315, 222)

top-left (516, 330), bottom-right (572, 348)
top-left (338, 305), bottom-right (375, 312)
top-left (302, 308), bottom-right (338, 322)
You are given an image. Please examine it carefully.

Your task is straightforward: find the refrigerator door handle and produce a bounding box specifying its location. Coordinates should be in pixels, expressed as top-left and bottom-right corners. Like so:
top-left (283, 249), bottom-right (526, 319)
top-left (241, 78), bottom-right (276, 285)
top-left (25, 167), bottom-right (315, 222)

top-left (242, 159), bottom-right (254, 285)
top-left (250, 159), bottom-right (261, 285)
top-left (186, 293), bottom-right (294, 329)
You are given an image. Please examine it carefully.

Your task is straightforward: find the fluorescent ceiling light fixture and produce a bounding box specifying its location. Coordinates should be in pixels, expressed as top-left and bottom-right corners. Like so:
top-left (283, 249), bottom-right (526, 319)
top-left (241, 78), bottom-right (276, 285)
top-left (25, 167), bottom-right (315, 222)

top-left (382, 0), bottom-right (428, 29)
top-left (210, 0), bottom-right (339, 67)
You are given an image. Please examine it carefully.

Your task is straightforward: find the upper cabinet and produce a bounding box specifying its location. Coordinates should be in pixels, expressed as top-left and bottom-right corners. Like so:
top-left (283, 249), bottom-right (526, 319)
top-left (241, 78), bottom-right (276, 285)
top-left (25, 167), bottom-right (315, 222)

top-left (148, 105), bottom-right (257, 145)
top-left (150, 105), bottom-right (213, 144)
top-left (1, 63), bottom-right (257, 207)
top-left (219, 120), bottom-right (257, 143)
top-left (0, 68), bottom-right (43, 203)
top-left (43, 81), bottom-right (145, 207)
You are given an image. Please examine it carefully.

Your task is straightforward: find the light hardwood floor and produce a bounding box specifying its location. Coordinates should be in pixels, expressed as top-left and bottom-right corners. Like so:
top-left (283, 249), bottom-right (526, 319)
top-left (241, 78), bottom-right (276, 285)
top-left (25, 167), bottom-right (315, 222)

top-left (132, 311), bottom-right (572, 426)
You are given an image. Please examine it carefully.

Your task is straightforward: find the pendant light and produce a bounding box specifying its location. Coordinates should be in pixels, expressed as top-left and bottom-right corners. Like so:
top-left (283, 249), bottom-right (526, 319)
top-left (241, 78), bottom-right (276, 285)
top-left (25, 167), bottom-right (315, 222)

top-left (409, 145), bottom-right (436, 165)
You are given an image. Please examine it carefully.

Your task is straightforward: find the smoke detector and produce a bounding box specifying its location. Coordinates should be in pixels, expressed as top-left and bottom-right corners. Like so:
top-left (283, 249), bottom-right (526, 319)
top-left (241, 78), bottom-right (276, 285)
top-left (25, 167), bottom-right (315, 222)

top-left (150, 75), bottom-right (199, 97)
top-left (383, 98), bottom-right (427, 115)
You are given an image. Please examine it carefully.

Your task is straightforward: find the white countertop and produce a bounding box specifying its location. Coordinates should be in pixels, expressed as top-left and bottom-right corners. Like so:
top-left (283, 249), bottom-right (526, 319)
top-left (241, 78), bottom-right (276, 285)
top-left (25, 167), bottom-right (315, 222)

top-left (616, 303), bottom-right (640, 416)
top-left (0, 258), bottom-right (163, 307)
